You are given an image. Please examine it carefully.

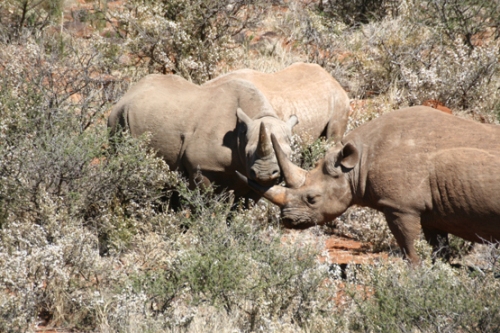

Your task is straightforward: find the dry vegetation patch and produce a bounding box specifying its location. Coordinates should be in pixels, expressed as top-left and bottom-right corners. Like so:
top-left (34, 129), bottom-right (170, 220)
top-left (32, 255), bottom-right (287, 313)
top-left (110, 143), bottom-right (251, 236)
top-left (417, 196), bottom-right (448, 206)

top-left (1, 0), bottom-right (500, 332)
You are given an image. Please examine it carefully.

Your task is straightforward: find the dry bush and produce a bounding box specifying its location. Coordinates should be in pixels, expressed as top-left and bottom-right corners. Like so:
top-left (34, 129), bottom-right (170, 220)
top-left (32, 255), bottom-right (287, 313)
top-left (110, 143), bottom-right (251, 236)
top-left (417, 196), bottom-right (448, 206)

top-left (0, 0), bottom-right (64, 41)
top-left (2, 1), bottom-right (500, 332)
top-left (108, 0), bottom-right (269, 84)
top-left (348, 256), bottom-right (500, 333)
top-left (329, 207), bottom-right (396, 253)
top-left (412, 0), bottom-right (500, 50)
top-left (317, 0), bottom-right (401, 26)
top-left (357, 17), bottom-right (500, 113)
top-left (274, 0), bottom-right (500, 119)
top-left (0, 32), bottom-right (177, 332)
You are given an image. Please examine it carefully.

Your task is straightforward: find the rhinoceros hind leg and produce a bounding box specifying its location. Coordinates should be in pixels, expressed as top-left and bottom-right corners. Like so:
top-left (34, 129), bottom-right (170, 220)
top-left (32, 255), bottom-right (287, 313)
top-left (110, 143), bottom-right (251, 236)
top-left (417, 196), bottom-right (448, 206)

top-left (422, 227), bottom-right (450, 261)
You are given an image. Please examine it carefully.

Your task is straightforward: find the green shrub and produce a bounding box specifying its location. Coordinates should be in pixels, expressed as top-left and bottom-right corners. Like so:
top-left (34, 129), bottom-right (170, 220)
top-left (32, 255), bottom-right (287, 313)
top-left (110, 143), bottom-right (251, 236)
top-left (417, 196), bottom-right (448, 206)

top-left (290, 136), bottom-right (333, 171)
top-left (0, 32), bottom-right (178, 331)
top-left (126, 191), bottom-right (334, 332)
top-left (0, 35), bottom-right (172, 238)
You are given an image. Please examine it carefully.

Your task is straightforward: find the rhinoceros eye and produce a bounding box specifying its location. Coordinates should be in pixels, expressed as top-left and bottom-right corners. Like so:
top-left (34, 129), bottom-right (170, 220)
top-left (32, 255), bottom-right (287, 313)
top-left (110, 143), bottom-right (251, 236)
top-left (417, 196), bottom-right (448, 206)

top-left (306, 194), bottom-right (319, 205)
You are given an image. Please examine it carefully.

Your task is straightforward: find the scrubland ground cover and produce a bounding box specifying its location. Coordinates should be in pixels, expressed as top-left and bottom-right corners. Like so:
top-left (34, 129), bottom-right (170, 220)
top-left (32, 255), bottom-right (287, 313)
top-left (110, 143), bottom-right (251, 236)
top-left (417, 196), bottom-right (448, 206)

top-left (1, 0), bottom-right (500, 332)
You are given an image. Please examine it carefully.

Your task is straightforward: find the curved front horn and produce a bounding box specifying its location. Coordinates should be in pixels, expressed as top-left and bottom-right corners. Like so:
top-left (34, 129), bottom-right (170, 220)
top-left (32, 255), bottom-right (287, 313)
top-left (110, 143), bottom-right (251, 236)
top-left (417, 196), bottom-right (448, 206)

top-left (256, 122), bottom-right (272, 157)
top-left (271, 134), bottom-right (307, 189)
top-left (236, 171), bottom-right (288, 207)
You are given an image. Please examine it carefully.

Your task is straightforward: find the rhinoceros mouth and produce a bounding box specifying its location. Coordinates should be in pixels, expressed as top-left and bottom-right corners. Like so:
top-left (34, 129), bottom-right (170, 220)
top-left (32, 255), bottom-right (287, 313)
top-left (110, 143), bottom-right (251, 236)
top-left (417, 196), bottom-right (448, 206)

top-left (281, 219), bottom-right (318, 229)
top-left (252, 174), bottom-right (282, 187)
top-left (281, 209), bottom-right (318, 229)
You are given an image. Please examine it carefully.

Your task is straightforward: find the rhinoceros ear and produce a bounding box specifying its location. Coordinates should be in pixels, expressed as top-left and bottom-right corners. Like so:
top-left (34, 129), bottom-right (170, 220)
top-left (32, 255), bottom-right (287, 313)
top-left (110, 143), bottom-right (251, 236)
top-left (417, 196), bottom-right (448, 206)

top-left (340, 142), bottom-right (359, 170)
top-left (236, 108), bottom-right (252, 127)
top-left (287, 115), bottom-right (299, 129)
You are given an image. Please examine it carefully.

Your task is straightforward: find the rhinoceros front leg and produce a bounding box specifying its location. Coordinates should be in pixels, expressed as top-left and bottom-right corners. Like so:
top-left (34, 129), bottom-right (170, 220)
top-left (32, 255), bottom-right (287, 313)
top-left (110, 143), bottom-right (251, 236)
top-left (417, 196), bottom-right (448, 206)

top-left (326, 115), bottom-right (348, 143)
top-left (384, 208), bottom-right (422, 265)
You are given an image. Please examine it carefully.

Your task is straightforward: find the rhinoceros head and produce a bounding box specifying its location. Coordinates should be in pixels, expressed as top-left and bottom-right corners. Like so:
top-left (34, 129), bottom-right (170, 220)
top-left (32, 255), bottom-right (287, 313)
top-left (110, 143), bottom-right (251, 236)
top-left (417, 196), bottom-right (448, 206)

top-left (236, 108), bottom-right (298, 186)
top-left (237, 134), bottom-right (359, 228)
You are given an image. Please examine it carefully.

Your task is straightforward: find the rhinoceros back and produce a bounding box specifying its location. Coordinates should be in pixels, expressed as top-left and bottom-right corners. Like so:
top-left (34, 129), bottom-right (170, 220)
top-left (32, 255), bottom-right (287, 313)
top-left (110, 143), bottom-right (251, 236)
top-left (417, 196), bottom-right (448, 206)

top-left (204, 63), bottom-right (350, 143)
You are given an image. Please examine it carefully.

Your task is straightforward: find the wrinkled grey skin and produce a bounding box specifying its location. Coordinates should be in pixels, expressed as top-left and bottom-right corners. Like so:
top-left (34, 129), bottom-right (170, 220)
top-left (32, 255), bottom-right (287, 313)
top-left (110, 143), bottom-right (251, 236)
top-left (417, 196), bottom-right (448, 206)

top-left (240, 106), bottom-right (500, 264)
top-left (204, 62), bottom-right (350, 143)
top-left (108, 74), bottom-right (297, 201)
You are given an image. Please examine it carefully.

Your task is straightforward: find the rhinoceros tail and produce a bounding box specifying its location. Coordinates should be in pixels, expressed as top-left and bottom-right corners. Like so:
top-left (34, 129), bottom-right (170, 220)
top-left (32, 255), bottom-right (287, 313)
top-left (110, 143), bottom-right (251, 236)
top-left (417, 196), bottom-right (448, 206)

top-left (108, 105), bottom-right (130, 153)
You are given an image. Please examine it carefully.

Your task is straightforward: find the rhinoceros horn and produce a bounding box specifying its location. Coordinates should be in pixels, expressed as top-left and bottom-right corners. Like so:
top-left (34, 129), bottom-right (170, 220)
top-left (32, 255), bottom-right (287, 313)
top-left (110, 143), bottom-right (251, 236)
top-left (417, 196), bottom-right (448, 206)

top-left (235, 171), bottom-right (288, 207)
top-left (257, 122), bottom-right (273, 157)
top-left (270, 133), bottom-right (307, 189)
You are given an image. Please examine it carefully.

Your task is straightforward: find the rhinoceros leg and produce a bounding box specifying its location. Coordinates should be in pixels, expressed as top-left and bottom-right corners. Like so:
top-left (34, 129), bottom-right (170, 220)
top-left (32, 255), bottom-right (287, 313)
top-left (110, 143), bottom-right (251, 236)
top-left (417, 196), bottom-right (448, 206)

top-left (422, 227), bottom-right (450, 261)
top-left (384, 208), bottom-right (422, 265)
top-left (325, 120), bottom-right (345, 143)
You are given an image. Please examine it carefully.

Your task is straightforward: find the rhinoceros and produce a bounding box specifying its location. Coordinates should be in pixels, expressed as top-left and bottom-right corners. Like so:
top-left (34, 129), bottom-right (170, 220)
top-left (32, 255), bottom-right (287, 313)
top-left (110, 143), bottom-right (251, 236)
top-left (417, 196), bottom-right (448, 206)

top-left (238, 106), bottom-right (500, 264)
top-left (108, 74), bottom-right (298, 202)
top-left (204, 62), bottom-right (350, 143)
